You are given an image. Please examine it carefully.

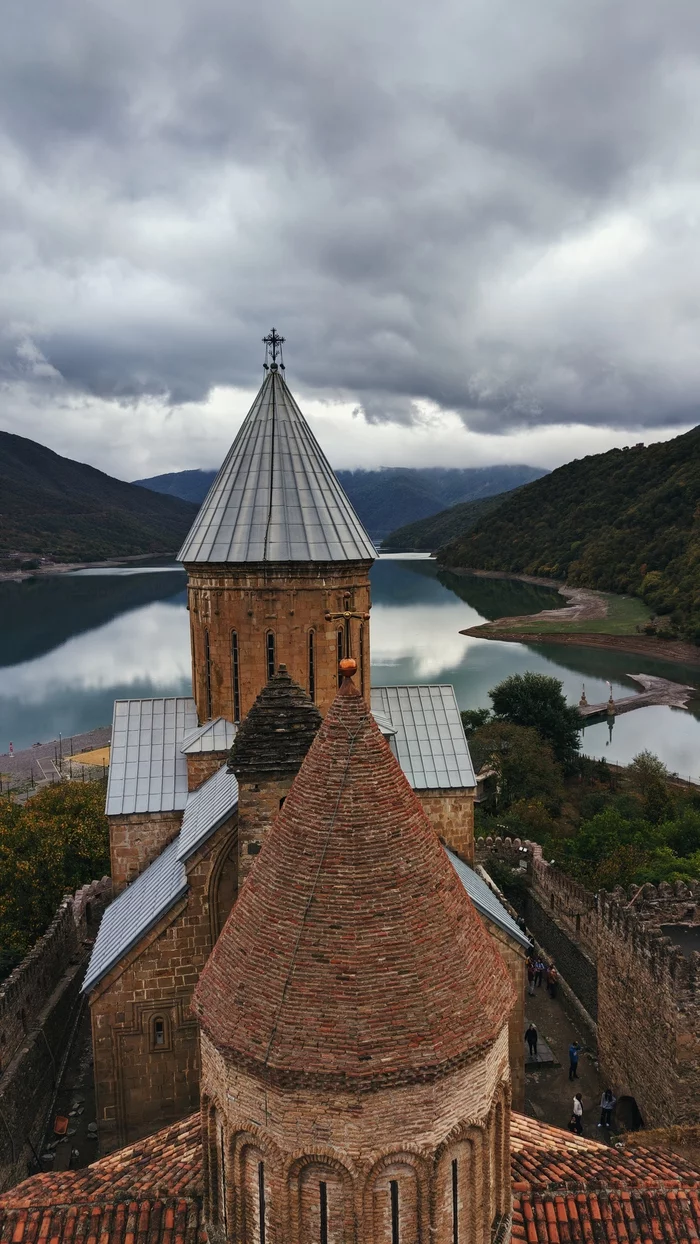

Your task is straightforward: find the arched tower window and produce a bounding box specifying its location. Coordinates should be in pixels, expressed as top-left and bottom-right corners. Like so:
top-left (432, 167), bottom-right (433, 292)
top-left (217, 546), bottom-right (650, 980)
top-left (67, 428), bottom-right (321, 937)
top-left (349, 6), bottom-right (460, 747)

top-left (204, 630), bottom-right (213, 720)
top-left (258, 1160), bottom-right (267, 1244)
top-left (337, 628), bottom-right (344, 684)
top-left (266, 631), bottom-right (276, 681)
top-left (308, 630), bottom-right (316, 702)
top-left (149, 1014), bottom-right (171, 1051)
top-left (231, 631), bottom-right (241, 722)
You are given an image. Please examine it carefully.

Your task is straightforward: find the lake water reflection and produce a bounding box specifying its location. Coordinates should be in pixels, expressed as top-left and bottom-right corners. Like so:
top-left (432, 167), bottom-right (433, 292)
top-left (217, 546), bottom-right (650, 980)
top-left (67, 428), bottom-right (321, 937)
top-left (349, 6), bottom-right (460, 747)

top-left (1, 557), bottom-right (699, 776)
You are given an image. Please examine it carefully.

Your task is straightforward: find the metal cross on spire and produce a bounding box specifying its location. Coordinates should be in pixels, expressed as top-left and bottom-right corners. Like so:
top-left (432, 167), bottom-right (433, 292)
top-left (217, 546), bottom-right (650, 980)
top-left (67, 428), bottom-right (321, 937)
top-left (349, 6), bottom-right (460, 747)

top-left (263, 328), bottom-right (286, 368)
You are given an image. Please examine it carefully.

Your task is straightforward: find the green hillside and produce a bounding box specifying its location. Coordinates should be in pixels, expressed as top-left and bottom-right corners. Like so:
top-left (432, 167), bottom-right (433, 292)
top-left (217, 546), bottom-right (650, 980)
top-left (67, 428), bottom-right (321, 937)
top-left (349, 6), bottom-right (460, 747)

top-left (0, 431), bottom-right (198, 565)
top-left (438, 427), bottom-right (700, 642)
top-left (382, 492), bottom-right (511, 551)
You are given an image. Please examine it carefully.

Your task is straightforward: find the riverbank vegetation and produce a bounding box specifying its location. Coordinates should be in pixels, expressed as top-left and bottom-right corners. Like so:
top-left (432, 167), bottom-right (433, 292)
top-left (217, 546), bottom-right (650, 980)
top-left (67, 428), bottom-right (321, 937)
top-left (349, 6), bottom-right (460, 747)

top-left (0, 781), bottom-right (109, 973)
top-left (466, 674), bottom-right (700, 889)
top-left (440, 424), bottom-right (700, 643)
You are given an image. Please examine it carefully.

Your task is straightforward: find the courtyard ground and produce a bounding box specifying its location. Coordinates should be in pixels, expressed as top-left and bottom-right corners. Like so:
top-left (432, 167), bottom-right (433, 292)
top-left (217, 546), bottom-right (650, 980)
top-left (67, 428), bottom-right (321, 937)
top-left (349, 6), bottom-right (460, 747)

top-left (522, 980), bottom-right (607, 1141)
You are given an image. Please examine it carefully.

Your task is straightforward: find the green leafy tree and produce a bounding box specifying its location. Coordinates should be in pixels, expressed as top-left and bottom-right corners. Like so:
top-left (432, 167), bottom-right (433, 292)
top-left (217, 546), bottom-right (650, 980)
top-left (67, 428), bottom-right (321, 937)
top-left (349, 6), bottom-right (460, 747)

top-left (460, 708), bottom-right (492, 738)
top-left (469, 720), bottom-right (564, 813)
top-left (489, 672), bottom-right (581, 767)
top-left (0, 781), bottom-right (109, 957)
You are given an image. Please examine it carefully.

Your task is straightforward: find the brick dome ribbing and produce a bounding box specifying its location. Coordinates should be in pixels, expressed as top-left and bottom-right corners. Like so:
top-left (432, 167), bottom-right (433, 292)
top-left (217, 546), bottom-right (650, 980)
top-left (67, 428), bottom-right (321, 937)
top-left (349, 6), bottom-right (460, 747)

top-left (193, 677), bottom-right (514, 1089)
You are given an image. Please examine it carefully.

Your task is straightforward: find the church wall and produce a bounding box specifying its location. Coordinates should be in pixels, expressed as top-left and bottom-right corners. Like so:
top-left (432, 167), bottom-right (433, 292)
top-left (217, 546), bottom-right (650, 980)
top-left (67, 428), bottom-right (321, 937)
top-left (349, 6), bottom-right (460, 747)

top-left (417, 789), bottom-right (475, 864)
top-left (237, 778), bottom-right (294, 888)
top-left (90, 817), bottom-right (238, 1153)
top-left (186, 751), bottom-right (230, 791)
top-left (109, 809), bottom-right (183, 896)
top-left (481, 916), bottom-right (526, 1111)
top-left (185, 561), bottom-right (372, 721)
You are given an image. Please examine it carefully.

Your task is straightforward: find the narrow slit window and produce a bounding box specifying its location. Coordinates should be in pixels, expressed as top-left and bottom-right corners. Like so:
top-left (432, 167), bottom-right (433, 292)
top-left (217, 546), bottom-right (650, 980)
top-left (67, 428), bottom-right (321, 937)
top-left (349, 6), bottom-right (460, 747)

top-left (220, 1127), bottom-right (227, 1232)
top-left (452, 1158), bottom-right (459, 1244)
top-left (204, 630), bottom-right (213, 719)
top-left (320, 1181), bottom-right (328, 1244)
top-left (266, 631), bottom-right (276, 680)
top-left (150, 1015), bottom-right (169, 1050)
top-left (390, 1180), bottom-right (399, 1244)
top-left (231, 631), bottom-right (240, 722)
top-left (337, 629), bottom-right (344, 683)
top-left (308, 630), bottom-right (316, 701)
top-left (258, 1161), bottom-right (266, 1244)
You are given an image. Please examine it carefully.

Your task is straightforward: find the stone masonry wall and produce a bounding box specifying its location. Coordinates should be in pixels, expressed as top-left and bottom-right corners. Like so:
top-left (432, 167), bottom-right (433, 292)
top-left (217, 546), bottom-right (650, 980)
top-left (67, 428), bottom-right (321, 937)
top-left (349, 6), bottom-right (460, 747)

top-left (186, 752), bottom-right (230, 792)
top-left (186, 561), bottom-right (372, 722)
top-left (0, 877), bottom-right (111, 1191)
top-left (90, 819), bottom-right (237, 1153)
top-left (109, 809), bottom-right (183, 895)
top-left (418, 789), bottom-right (475, 865)
top-left (237, 778), bottom-right (294, 888)
top-left (476, 835), bottom-right (700, 1128)
top-left (481, 915), bottom-right (526, 1111)
top-left (597, 892), bottom-right (700, 1127)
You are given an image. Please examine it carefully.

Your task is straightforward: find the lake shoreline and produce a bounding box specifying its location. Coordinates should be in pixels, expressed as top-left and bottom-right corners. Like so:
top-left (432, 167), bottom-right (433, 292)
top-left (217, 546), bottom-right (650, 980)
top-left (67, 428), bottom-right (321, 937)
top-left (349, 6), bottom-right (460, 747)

top-left (461, 626), bottom-right (700, 670)
top-left (0, 552), bottom-right (179, 583)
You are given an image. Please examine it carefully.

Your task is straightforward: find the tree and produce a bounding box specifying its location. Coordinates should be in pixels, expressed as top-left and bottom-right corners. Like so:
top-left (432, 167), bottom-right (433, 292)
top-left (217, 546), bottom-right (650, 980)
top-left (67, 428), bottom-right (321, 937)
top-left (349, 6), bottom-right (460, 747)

top-left (627, 750), bottom-right (672, 824)
top-left (489, 672), bottom-right (581, 767)
top-left (460, 708), bottom-right (492, 738)
top-left (468, 720), bottom-right (564, 813)
top-left (0, 781), bottom-right (109, 957)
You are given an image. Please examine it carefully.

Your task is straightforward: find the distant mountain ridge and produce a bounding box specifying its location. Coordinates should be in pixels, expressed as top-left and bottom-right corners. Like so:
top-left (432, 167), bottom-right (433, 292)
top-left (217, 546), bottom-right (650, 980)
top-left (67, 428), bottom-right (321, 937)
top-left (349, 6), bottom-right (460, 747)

top-left (134, 464), bottom-right (547, 539)
top-left (382, 492), bottom-right (513, 551)
top-left (437, 426), bottom-right (700, 642)
top-left (0, 431), bottom-right (197, 564)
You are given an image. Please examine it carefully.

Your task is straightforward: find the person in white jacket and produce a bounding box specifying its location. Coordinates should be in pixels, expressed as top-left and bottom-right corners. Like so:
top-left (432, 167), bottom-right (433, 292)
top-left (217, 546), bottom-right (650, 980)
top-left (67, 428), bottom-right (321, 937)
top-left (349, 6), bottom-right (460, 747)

top-left (572, 1093), bottom-right (584, 1135)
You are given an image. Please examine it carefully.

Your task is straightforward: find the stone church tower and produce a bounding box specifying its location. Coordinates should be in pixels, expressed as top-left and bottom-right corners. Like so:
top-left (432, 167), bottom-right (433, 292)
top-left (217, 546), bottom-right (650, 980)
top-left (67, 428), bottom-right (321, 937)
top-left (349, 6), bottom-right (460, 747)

top-left (193, 661), bottom-right (515, 1244)
top-left (179, 333), bottom-right (376, 722)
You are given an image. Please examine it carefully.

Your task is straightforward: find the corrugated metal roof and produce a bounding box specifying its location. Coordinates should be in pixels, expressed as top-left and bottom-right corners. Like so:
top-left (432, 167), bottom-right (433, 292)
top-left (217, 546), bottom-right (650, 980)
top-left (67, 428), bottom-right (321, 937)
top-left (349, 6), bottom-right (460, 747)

top-left (178, 368), bottom-right (377, 564)
top-left (82, 839), bottom-right (187, 993)
top-left (106, 698), bottom-right (197, 816)
top-left (372, 710), bottom-right (397, 736)
top-left (180, 717), bottom-right (237, 754)
top-left (370, 685), bottom-right (475, 790)
top-left (177, 766), bottom-right (239, 862)
top-left (445, 847), bottom-right (531, 949)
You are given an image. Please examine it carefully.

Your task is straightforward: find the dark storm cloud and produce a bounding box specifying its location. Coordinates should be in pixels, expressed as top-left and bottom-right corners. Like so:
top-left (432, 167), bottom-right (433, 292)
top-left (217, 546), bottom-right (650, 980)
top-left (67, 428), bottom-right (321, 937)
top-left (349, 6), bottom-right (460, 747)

top-left (2, 0), bottom-right (700, 433)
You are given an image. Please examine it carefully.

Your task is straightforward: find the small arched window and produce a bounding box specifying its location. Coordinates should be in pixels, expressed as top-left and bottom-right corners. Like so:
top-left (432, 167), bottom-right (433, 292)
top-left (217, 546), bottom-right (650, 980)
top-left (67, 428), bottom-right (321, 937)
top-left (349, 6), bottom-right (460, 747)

top-left (258, 1160), bottom-right (267, 1244)
top-left (204, 629), bottom-right (213, 720)
top-left (266, 631), bottom-right (276, 681)
top-left (308, 630), bottom-right (316, 702)
top-left (231, 631), bottom-right (241, 722)
top-left (150, 1014), bottom-right (170, 1051)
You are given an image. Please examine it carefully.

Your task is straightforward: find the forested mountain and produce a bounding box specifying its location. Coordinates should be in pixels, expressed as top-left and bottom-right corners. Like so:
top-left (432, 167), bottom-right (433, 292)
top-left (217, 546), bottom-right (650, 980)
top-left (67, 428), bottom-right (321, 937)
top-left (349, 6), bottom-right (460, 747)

top-left (382, 492), bottom-right (511, 551)
top-left (438, 427), bottom-right (700, 641)
top-left (135, 464), bottom-right (546, 539)
top-left (0, 432), bottom-right (197, 564)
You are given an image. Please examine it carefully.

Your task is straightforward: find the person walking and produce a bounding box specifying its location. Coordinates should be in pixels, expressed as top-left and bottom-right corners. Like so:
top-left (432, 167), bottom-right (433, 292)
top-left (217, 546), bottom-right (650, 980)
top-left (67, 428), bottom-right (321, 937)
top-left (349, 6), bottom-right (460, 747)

top-left (568, 1041), bottom-right (581, 1080)
top-left (527, 960), bottom-right (536, 996)
top-left (525, 1023), bottom-right (538, 1058)
top-left (534, 959), bottom-right (544, 987)
top-left (598, 1089), bottom-right (616, 1129)
top-left (572, 1093), bottom-right (584, 1135)
top-left (547, 965), bottom-right (558, 998)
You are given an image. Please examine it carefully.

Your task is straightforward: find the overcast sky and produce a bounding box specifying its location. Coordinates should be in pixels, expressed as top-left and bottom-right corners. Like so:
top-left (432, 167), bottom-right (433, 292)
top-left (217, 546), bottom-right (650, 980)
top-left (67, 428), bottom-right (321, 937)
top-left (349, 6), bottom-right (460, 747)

top-left (2, 0), bottom-right (700, 480)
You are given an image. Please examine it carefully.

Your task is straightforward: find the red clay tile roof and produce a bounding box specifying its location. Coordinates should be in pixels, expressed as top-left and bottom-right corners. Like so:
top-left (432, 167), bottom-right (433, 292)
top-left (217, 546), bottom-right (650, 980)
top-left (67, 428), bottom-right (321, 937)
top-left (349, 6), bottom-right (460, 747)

top-left (510, 1112), bottom-right (700, 1244)
top-left (0, 1115), bottom-right (202, 1209)
top-left (194, 675), bottom-right (515, 1088)
top-left (0, 1199), bottom-right (203, 1244)
top-left (1, 1112), bottom-right (699, 1244)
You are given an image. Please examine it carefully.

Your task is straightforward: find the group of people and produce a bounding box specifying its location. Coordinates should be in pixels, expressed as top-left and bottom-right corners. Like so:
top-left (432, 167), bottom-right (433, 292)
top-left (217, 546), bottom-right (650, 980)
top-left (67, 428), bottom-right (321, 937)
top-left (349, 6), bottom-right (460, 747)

top-left (569, 1089), bottom-right (617, 1135)
top-left (527, 955), bottom-right (558, 998)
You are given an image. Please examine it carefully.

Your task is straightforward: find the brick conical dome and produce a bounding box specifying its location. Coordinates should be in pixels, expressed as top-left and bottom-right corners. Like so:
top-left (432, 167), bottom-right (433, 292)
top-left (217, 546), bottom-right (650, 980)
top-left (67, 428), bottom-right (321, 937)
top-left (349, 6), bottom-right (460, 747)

top-left (193, 674), bottom-right (514, 1089)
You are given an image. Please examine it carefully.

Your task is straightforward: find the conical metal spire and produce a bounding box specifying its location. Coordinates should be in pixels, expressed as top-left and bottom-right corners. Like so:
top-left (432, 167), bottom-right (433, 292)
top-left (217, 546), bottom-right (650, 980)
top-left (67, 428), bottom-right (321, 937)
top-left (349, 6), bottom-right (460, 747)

top-left (178, 361), bottom-right (377, 564)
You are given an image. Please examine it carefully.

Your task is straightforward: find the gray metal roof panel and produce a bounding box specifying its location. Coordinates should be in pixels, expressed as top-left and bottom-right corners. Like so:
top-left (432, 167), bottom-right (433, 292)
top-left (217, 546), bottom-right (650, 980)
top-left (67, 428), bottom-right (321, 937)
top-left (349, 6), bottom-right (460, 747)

top-left (445, 848), bottom-right (531, 949)
top-left (178, 369), bottom-right (377, 564)
top-left (180, 717), bottom-right (237, 754)
top-left (370, 685), bottom-right (475, 790)
top-left (106, 697), bottom-right (197, 816)
top-left (82, 839), bottom-right (187, 993)
top-left (177, 765), bottom-right (239, 861)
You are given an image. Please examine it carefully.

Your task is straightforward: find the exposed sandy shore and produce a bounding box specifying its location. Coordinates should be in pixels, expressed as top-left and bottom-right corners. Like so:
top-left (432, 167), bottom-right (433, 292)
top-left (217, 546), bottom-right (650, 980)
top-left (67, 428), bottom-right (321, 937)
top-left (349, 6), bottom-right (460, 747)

top-left (0, 552), bottom-right (176, 583)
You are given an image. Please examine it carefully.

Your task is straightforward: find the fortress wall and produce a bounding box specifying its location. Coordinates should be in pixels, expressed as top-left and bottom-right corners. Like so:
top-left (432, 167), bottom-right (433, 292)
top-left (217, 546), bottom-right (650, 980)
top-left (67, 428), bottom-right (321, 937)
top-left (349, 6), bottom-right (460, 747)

top-left (0, 877), bottom-right (111, 1192)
